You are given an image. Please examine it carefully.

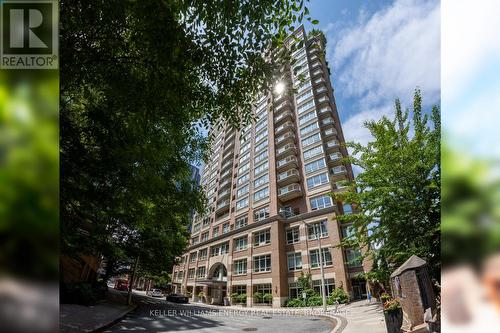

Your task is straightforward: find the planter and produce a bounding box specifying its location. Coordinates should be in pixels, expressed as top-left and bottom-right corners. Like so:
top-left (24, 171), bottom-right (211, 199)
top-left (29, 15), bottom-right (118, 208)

top-left (384, 308), bottom-right (403, 333)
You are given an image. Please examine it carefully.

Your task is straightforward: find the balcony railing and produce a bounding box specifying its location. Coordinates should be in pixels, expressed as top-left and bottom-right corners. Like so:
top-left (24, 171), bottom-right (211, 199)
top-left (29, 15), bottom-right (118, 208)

top-left (275, 121), bottom-right (294, 135)
top-left (277, 155), bottom-right (298, 170)
top-left (218, 189), bottom-right (230, 198)
top-left (278, 168), bottom-right (299, 182)
top-left (316, 86), bottom-right (327, 94)
top-left (324, 128), bottom-right (338, 137)
top-left (321, 117), bottom-right (334, 126)
top-left (312, 69), bottom-right (323, 77)
top-left (329, 152), bottom-right (342, 161)
top-left (276, 143), bottom-right (296, 157)
top-left (278, 183), bottom-right (301, 197)
top-left (274, 111), bottom-right (294, 124)
top-left (317, 96), bottom-right (329, 104)
top-left (326, 140), bottom-right (340, 149)
top-left (331, 165), bottom-right (347, 175)
top-left (275, 132), bottom-right (295, 146)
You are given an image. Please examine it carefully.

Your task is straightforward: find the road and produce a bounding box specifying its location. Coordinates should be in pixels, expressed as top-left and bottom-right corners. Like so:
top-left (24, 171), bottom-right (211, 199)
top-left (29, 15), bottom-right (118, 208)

top-left (105, 292), bottom-right (334, 333)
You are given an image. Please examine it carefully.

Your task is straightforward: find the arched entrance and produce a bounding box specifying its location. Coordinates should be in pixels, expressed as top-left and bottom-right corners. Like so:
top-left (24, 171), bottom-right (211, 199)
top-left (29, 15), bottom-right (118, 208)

top-left (208, 263), bottom-right (227, 305)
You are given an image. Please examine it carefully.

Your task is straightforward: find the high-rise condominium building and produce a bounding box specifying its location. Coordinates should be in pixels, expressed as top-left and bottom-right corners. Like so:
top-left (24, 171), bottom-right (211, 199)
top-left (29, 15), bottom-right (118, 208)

top-left (172, 27), bottom-right (370, 307)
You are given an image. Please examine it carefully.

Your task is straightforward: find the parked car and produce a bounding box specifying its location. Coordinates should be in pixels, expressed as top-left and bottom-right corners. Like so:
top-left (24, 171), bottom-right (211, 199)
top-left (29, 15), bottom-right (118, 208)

top-left (150, 289), bottom-right (163, 297)
top-left (166, 293), bottom-right (189, 303)
top-left (114, 279), bottom-right (129, 291)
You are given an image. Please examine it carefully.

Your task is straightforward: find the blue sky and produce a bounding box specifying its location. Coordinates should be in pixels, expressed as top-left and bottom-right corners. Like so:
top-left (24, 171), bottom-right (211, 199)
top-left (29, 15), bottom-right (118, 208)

top-left (303, 0), bottom-right (440, 146)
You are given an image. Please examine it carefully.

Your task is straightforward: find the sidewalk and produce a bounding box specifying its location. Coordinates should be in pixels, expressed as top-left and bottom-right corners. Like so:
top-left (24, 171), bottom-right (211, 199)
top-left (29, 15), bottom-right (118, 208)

top-left (60, 290), bottom-right (136, 333)
top-left (341, 300), bottom-right (386, 333)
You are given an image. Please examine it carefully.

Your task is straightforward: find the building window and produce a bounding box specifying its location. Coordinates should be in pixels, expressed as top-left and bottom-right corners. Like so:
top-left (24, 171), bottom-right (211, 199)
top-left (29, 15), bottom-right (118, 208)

top-left (240, 142), bottom-right (250, 154)
top-left (287, 252), bottom-right (302, 271)
top-left (296, 89), bottom-right (313, 104)
top-left (309, 248), bottom-right (333, 268)
top-left (253, 255), bottom-right (271, 272)
top-left (254, 161), bottom-right (269, 175)
top-left (254, 207), bottom-right (270, 222)
top-left (289, 282), bottom-right (301, 298)
top-left (254, 139), bottom-right (268, 153)
top-left (253, 229), bottom-right (271, 246)
top-left (235, 216), bottom-right (248, 229)
top-left (299, 109), bottom-right (316, 125)
top-left (178, 271), bottom-right (184, 281)
top-left (254, 174), bottom-right (269, 188)
top-left (197, 266), bottom-right (206, 278)
top-left (237, 173), bottom-right (249, 185)
top-left (237, 184), bottom-right (249, 198)
top-left (234, 236), bottom-right (248, 251)
top-left (190, 252), bottom-right (197, 263)
top-left (345, 248), bottom-right (363, 267)
top-left (236, 197), bottom-right (249, 210)
top-left (313, 278), bottom-right (335, 296)
top-left (212, 226), bottom-right (219, 238)
top-left (302, 132), bottom-right (321, 147)
top-left (297, 99), bottom-right (315, 114)
top-left (306, 172), bottom-right (329, 189)
top-left (254, 150), bottom-right (268, 164)
top-left (188, 268), bottom-right (195, 279)
top-left (310, 195), bottom-right (333, 211)
top-left (305, 158), bottom-right (326, 174)
top-left (233, 285), bottom-right (246, 295)
top-left (201, 232), bottom-right (209, 242)
top-left (255, 129), bottom-right (268, 143)
top-left (343, 203), bottom-right (353, 215)
top-left (300, 121), bottom-right (319, 136)
top-left (239, 153), bottom-right (250, 164)
top-left (303, 145), bottom-right (323, 160)
top-left (198, 248), bottom-right (207, 261)
top-left (222, 223), bottom-right (230, 234)
top-left (253, 284), bottom-right (272, 303)
top-left (233, 259), bottom-right (247, 275)
top-left (286, 227), bottom-right (300, 244)
top-left (221, 242), bottom-right (229, 254)
top-left (253, 187), bottom-right (269, 202)
top-left (238, 162), bottom-right (250, 174)
top-left (255, 119), bottom-right (267, 132)
top-left (210, 242), bottom-right (229, 257)
top-left (341, 225), bottom-right (355, 239)
top-left (307, 220), bottom-right (328, 239)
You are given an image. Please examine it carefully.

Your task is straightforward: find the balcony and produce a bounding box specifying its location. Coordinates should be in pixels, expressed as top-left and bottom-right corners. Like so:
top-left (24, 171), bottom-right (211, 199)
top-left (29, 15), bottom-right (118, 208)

top-left (275, 131), bottom-right (296, 146)
top-left (311, 61), bottom-right (321, 70)
top-left (222, 150), bottom-right (233, 163)
top-left (277, 168), bottom-right (300, 186)
top-left (326, 140), bottom-right (340, 151)
top-left (225, 130), bottom-right (236, 142)
top-left (219, 179), bottom-right (231, 190)
top-left (276, 155), bottom-right (298, 171)
top-left (312, 68), bottom-right (323, 78)
top-left (220, 160), bottom-right (233, 172)
top-left (276, 143), bottom-right (297, 158)
top-left (224, 138), bottom-right (235, 151)
top-left (333, 181), bottom-right (348, 192)
top-left (215, 199), bottom-right (230, 213)
top-left (321, 117), bottom-right (335, 127)
top-left (329, 152), bottom-right (343, 162)
top-left (218, 188), bottom-right (230, 199)
top-left (278, 183), bottom-right (302, 201)
top-left (317, 95), bottom-right (329, 105)
top-left (323, 128), bottom-right (338, 138)
top-left (315, 86), bottom-right (327, 94)
top-left (219, 168), bottom-right (232, 181)
top-left (313, 77), bottom-right (325, 86)
top-left (275, 121), bottom-right (294, 135)
top-left (318, 106), bottom-right (332, 118)
top-left (275, 100), bottom-right (292, 113)
top-left (330, 165), bottom-right (347, 176)
top-left (274, 110), bottom-right (294, 125)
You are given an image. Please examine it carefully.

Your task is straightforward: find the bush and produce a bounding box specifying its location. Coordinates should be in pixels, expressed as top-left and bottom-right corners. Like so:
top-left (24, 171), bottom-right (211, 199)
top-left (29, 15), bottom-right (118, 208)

top-left (198, 292), bottom-right (205, 298)
top-left (238, 293), bottom-right (247, 303)
top-left (380, 293), bottom-right (391, 303)
top-left (383, 298), bottom-right (401, 313)
top-left (285, 298), bottom-right (305, 307)
top-left (306, 295), bottom-right (323, 306)
top-left (328, 288), bottom-right (349, 304)
top-left (262, 293), bottom-right (273, 304)
top-left (60, 282), bottom-right (99, 306)
top-left (253, 292), bottom-right (263, 303)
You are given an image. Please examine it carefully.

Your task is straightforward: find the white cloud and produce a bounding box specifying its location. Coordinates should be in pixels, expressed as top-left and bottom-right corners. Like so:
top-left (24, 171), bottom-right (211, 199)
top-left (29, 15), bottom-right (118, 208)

top-left (325, 0), bottom-right (440, 145)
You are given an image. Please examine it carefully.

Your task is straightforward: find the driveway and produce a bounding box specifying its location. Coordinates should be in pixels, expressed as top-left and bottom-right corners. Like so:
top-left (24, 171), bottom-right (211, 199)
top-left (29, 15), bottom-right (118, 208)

top-left (104, 293), bottom-right (334, 333)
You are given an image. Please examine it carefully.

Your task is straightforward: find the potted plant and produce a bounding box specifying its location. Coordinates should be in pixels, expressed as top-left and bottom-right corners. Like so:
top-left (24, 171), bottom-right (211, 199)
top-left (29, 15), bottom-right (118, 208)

top-left (383, 298), bottom-right (403, 333)
top-left (380, 292), bottom-right (391, 303)
top-left (262, 293), bottom-right (273, 305)
top-left (231, 293), bottom-right (240, 304)
top-left (198, 291), bottom-right (205, 303)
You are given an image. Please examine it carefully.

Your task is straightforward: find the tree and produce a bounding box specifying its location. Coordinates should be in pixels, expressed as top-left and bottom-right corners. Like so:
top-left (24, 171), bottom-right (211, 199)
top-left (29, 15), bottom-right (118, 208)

top-left (335, 89), bottom-right (440, 285)
top-left (60, 0), bottom-right (314, 288)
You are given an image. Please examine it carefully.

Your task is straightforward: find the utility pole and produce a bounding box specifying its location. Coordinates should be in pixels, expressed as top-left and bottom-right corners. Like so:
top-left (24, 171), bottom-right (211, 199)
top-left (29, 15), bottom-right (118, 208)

top-left (315, 223), bottom-right (327, 312)
top-left (127, 255), bottom-right (139, 306)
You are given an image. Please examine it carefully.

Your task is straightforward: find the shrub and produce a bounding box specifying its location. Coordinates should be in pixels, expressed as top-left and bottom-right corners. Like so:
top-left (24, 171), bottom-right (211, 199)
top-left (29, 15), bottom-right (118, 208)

top-left (61, 282), bottom-right (98, 306)
top-left (285, 298), bottom-right (305, 307)
top-left (306, 295), bottom-right (323, 306)
top-left (380, 293), bottom-right (391, 303)
top-left (262, 293), bottom-right (273, 304)
top-left (383, 298), bottom-right (401, 313)
top-left (231, 293), bottom-right (240, 302)
top-left (328, 288), bottom-right (349, 304)
top-left (253, 292), bottom-right (263, 303)
top-left (198, 292), bottom-right (205, 298)
top-left (237, 293), bottom-right (247, 303)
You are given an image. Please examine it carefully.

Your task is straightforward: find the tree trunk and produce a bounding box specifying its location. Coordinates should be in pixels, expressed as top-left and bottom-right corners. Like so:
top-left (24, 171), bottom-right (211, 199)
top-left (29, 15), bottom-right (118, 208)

top-left (127, 256), bottom-right (139, 306)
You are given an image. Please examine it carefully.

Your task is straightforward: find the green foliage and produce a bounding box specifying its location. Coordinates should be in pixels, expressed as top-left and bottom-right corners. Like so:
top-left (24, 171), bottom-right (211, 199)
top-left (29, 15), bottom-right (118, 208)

top-left (262, 293), bottom-right (273, 303)
top-left (198, 291), bottom-right (205, 298)
top-left (328, 288), bottom-right (349, 304)
top-left (253, 292), bottom-right (263, 302)
top-left (380, 292), bottom-right (391, 303)
top-left (383, 298), bottom-right (401, 313)
top-left (285, 298), bottom-right (305, 307)
top-left (306, 295), bottom-right (323, 306)
top-left (60, 0), bottom-right (313, 280)
top-left (335, 89), bottom-right (440, 284)
top-left (231, 292), bottom-right (247, 303)
top-left (297, 271), bottom-right (312, 290)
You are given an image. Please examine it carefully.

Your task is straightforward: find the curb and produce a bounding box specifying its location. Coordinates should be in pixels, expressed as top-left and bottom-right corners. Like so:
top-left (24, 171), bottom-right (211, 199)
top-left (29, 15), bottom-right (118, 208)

top-left (88, 304), bottom-right (138, 333)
